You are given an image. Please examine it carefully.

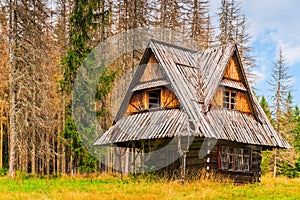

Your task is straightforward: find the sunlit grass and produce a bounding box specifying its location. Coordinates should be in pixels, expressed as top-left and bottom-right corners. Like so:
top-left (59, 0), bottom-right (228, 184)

top-left (0, 174), bottom-right (299, 200)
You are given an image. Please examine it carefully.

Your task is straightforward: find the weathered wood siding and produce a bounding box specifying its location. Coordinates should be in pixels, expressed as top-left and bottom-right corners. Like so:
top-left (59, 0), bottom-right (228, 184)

top-left (161, 87), bottom-right (180, 109)
top-left (237, 92), bottom-right (251, 113)
top-left (186, 137), bottom-right (205, 169)
top-left (140, 54), bottom-right (165, 82)
top-left (127, 87), bottom-right (179, 114)
top-left (109, 138), bottom-right (262, 183)
top-left (127, 91), bottom-right (146, 113)
top-left (223, 56), bottom-right (241, 81)
top-left (215, 140), bottom-right (262, 183)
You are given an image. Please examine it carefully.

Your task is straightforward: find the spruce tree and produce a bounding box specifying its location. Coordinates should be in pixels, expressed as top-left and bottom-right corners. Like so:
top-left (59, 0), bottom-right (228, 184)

top-left (60, 0), bottom-right (115, 174)
top-left (268, 48), bottom-right (292, 132)
top-left (260, 95), bottom-right (272, 122)
top-left (60, 0), bottom-right (109, 174)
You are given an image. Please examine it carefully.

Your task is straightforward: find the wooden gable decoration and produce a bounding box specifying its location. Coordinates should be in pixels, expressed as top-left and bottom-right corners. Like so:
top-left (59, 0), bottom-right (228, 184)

top-left (211, 51), bottom-right (253, 114)
top-left (223, 56), bottom-right (242, 81)
top-left (126, 51), bottom-right (179, 114)
top-left (140, 54), bottom-right (165, 82)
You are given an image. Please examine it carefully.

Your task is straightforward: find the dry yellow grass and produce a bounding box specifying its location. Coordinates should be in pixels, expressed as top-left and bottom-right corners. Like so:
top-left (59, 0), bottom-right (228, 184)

top-left (0, 174), bottom-right (299, 200)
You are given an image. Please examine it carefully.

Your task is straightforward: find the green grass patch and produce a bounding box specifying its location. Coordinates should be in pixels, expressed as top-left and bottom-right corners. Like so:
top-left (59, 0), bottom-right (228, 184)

top-left (0, 175), bottom-right (299, 199)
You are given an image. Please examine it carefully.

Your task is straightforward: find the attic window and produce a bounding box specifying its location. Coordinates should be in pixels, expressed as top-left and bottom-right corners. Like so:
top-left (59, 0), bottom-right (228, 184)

top-left (148, 89), bottom-right (161, 109)
top-left (220, 146), bottom-right (251, 172)
top-left (223, 90), bottom-right (237, 110)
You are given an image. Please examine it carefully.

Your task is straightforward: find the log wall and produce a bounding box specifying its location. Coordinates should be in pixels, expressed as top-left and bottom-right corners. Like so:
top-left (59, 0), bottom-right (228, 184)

top-left (112, 138), bottom-right (262, 184)
top-left (184, 138), bottom-right (262, 183)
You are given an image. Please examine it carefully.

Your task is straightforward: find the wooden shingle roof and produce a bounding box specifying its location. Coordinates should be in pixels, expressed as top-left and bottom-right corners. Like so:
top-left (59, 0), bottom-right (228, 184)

top-left (94, 40), bottom-right (290, 148)
top-left (94, 109), bottom-right (188, 145)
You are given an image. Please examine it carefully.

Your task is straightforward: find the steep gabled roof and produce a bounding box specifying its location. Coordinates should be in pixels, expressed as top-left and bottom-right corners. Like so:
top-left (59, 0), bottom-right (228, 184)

top-left (94, 40), bottom-right (290, 148)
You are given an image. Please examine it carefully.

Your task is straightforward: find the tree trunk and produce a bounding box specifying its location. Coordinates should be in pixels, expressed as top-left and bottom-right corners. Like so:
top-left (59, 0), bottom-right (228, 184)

top-left (0, 109), bottom-right (3, 168)
top-left (31, 142), bottom-right (36, 175)
top-left (273, 149), bottom-right (277, 177)
top-left (8, 0), bottom-right (17, 178)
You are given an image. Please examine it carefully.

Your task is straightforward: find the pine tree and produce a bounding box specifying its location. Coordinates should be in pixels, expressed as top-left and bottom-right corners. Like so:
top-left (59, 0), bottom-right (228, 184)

top-left (294, 106), bottom-right (300, 152)
top-left (284, 92), bottom-right (296, 142)
top-left (7, 0), bottom-right (57, 177)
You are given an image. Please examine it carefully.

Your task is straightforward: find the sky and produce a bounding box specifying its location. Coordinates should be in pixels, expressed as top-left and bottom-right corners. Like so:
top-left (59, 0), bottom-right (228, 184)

top-left (210, 0), bottom-right (300, 107)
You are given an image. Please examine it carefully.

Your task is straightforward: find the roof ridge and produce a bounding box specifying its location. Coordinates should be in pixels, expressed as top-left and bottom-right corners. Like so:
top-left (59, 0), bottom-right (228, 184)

top-left (150, 39), bottom-right (236, 56)
top-left (149, 39), bottom-right (198, 53)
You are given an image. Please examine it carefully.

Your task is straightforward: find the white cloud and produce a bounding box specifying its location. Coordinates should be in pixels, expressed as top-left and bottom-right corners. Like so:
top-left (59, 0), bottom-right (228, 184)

top-left (279, 42), bottom-right (300, 66)
top-left (287, 76), bottom-right (296, 85)
top-left (252, 69), bottom-right (266, 84)
top-left (242, 0), bottom-right (300, 38)
top-left (209, 0), bottom-right (300, 105)
top-left (240, 0), bottom-right (300, 66)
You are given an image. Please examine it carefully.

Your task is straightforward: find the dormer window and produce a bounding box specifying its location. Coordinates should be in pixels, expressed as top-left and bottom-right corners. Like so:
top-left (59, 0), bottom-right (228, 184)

top-left (127, 87), bottom-right (179, 114)
top-left (223, 90), bottom-right (237, 110)
top-left (148, 89), bottom-right (161, 109)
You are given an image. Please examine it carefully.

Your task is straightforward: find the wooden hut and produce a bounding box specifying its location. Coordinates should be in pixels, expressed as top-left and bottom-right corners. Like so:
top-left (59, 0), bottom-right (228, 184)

top-left (94, 40), bottom-right (290, 183)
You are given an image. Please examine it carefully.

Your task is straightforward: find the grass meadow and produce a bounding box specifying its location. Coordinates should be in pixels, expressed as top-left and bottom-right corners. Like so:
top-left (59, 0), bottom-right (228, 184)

top-left (0, 174), bottom-right (299, 200)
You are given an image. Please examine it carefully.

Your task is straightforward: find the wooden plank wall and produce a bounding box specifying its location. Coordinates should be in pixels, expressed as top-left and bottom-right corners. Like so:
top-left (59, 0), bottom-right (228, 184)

top-left (127, 91), bottom-right (145, 113)
top-left (161, 87), bottom-right (180, 109)
top-left (223, 56), bottom-right (241, 81)
top-left (213, 140), bottom-right (262, 183)
top-left (237, 92), bottom-right (251, 113)
top-left (211, 87), bottom-right (223, 108)
top-left (144, 139), bottom-right (180, 174)
top-left (186, 137), bottom-right (205, 169)
top-left (140, 54), bottom-right (165, 82)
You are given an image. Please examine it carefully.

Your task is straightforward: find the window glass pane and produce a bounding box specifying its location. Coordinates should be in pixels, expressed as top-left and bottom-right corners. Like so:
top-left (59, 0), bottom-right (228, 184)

top-left (244, 149), bottom-right (250, 171)
top-left (220, 146), bottom-right (251, 172)
top-left (148, 90), bottom-right (161, 109)
top-left (228, 148), bottom-right (233, 170)
top-left (230, 92), bottom-right (237, 109)
top-left (223, 90), bottom-right (237, 110)
top-left (235, 148), bottom-right (243, 171)
top-left (223, 91), bottom-right (230, 108)
top-left (221, 146), bottom-right (229, 170)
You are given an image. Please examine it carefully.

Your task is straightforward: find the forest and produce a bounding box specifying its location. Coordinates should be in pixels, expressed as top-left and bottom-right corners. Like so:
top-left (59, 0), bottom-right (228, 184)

top-left (0, 0), bottom-right (299, 179)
